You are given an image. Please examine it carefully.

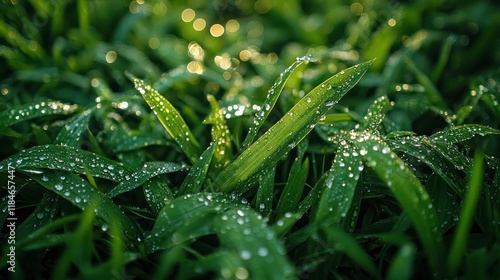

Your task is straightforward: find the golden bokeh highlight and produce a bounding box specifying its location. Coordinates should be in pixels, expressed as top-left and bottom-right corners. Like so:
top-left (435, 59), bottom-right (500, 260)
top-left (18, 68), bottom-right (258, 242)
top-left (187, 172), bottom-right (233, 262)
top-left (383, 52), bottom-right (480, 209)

top-left (181, 8), bottom-right (195, 22)
top-left (193, 18), bottom-right (206, 31)
top-left (105, 51), bottom-right (117, 63)
top-left (210, 24), bottom-right (225, 37)
top-left (226, 19), bottom-right (240, 32)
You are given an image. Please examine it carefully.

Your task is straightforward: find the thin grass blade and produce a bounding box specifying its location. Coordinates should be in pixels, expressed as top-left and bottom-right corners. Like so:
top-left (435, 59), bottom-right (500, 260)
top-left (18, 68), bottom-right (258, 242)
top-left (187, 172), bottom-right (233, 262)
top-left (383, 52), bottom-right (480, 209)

top-left (177, 144), bottom-right (214, 196)
top-left (127, 73), bottom-right (201, 163)
top-left (55, 108), bottom-right (94, 146)
top-left (0, 100), bottom-right (78, 126)
top-left (242, 55), bottom-right (314, 148)
top-left (143, 177), bottom-right (174, 214)
top-left (255, 166), bottom-right (275, 218)
top-left (430, 124), bottom-right (500, 144)
top-left (214, 60), bottom-right (374, 193)
top-left (205, 95), bottom-right (233, 172)
top-left (361, 95), bottom-right (392, 132)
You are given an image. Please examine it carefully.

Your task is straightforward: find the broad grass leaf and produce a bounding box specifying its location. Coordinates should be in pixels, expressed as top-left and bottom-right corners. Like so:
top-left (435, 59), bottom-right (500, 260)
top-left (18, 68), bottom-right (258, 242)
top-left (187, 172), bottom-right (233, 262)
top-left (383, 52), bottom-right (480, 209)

top-left (242, 55), bottom-right (314, 148)
top-left (16, 191), bottom-right (59, 241)
top-left (386, 243), bottom-right (415, 280)
top-left (55, 108), bottom-right (94, 147)
top-left (145, 192), bottom-right (244, 253)
top-left (0, 100), bottom-right (78, 126)
top-left (256, 166), bottom-right (275, 218)
top-left (127, 73), bottom-right (201, 163)
top-left (214, 59), bottom-right (374, 193)
top-left (353, 132), bottom-right (444, 277)
top-left (213, 207), bottom-right (295, 280)
top-left (177, 144), bottom-right (214, 196)
top-left (143, 177), bottom-right (175, 214)
top-left (0, 144), bottom-right (133, 182)
top-left (29, 171), bottom-right (141, 250)
top-left (106, 162), bottom-right (187, 197)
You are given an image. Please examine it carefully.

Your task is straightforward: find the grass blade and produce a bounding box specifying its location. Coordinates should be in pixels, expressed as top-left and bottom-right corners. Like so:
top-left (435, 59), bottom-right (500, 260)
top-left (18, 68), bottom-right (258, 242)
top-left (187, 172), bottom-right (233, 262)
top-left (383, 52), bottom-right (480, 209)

top-left (143, 177), bottom-right (174, 214)
top-left (361, 95), bottom-right (392, 132)
top-left (177, 144), bottom-right (214, 195)
top-left (213, 207), bottom-right (295, 279)
top-left (255, 166), bottom-right (275, 218)
top-left (447, 149), bottom-right (484, 277)
top-left (0, 144), bottom-right (133, 182)
top-left (214, 59), bottom-right (374, 193)
top-left (106, 162), bottom-right (187, 197)
top-left (276, 158), bottom-right (309, 219)
top-left (127, 73), bottom-right (201, 163)
top-left (386, 243), bottom-right (415, 280)
top-left (29, 171), bottom-right (141, 250)
top-left (205, 94), bottom-right (233, 172)
top-left (55, 108), bottom-right (94, 147)
top-left (353, 132), bottom-right (445, 278)
top-left (315, 145), bottom-right (363, 227)
top-left (242, 55), bottom-right (313, 148)
top-left (145, 193), bottom-right (244, 253)
top-left (0, 100), bottom-right (78, 126)
top-left (430, 124), bottom-right (500, 144)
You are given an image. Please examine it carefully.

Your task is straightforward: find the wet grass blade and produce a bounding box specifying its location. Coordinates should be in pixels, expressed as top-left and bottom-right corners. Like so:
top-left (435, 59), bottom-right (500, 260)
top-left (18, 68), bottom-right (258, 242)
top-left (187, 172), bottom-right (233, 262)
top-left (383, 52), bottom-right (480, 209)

top-left (16, 191), bottom-right (59, 240)
top-left (29, 171), bottom-right (141, 250)
top-left (127, 73), bottom-right (201, 163)
top-left (430, 124), bottom-right (500, 144)
top-left (353, 132), bottom-right (445, 278)
top-left (143, 177), bottom-right (174, 214)
top-left (0, 100), bottom-right (78, 126)
top-left (213, 207), bottom-right (295, 279)
top-left (242, 55), bottom-right (313, 148)
top-left (205, 95), bottom-right (233, 172)
top-left (315, 145), bottom-right (363, 227)
top-left (106, 162), bottom-right (187, 197)
top-left (214, 60), bottom-right (374, 193)
top-left (55, 108), bottom-right (94, 147)
top-left (275, 157), bottom-right (309, 219)
top-left (0, 144), bottom-right (133, 182)
top-left (177, 144), bottom-right (214, 196)
top-left (361, 95), bottom-right (392, 132)
top-left (447, 149), bottom-right (484, 277)
top-left (256, 166), bottom-right (275, 218)
top-left (145, 193), bottom-right (244, 253)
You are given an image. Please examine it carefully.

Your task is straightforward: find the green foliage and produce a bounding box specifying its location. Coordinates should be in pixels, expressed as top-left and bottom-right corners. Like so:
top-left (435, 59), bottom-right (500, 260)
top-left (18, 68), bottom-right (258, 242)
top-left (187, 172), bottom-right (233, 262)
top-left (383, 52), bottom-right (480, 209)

top-left (1, 0), bottom-right (500, 279)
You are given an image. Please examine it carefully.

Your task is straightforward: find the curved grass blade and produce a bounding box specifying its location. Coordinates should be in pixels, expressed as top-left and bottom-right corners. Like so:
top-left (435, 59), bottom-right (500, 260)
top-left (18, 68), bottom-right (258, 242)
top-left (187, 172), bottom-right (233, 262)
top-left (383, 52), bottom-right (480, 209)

top-left (145, 193), bottom-right (244, 253)
top-left (315, 145), bottom-right (363, 227)
top-left (55, 108), bottom-right (94, 147)
top-left (205, 95), bottom-right (233, 172)
top-left (143, 177), bottom-right (174, 215)
top-left (213, 207), bottom-right (295, 280)
top-left (353, 132), bottom-right (444, 278)
top-left (323, 227), bottom-right (381, 279)
top-left (256, 166), bottom-right (275, 218)
top-left (361, 95), bottom-right (392, 132)
top-left (16, 191), bottom-right (59, 241)
top-left (447, 149), bottom-right (484, 278)
top-left (386, 243), bottom-right (415, 280)
top-left (430, 124), bottom-right (500, 144)
top-left (107, 162), bottom-right (187, 197)
top-left (29, 171), bottom-right (141, 250)
top-left (127, 73), bottom-right (201, 163)
top-left (214, 59), bottom-right (374, 193)
top-left (153, 65), bottom-right (231, 93)
top-left (177, 144), bottom-right (214, 196)
top-left (0, 144), bottom-right (133, 182)
top-left (242, 55), bottom-right (314, 148)
top-left (275, 157), bottom-right (309, 219)
top-left (0, 100), bottom-right (78, 126)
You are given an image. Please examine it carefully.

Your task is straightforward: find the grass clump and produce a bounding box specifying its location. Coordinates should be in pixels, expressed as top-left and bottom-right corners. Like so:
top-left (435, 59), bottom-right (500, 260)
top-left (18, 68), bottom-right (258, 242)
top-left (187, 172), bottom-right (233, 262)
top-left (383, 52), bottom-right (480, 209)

top-left (1, 0), bottom-right (500, 279)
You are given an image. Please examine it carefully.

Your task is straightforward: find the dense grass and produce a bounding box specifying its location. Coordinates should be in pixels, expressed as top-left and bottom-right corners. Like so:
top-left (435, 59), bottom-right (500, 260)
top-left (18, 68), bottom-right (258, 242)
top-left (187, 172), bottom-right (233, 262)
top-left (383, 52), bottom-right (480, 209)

top-left (1, 0), bottom-right (500, 279)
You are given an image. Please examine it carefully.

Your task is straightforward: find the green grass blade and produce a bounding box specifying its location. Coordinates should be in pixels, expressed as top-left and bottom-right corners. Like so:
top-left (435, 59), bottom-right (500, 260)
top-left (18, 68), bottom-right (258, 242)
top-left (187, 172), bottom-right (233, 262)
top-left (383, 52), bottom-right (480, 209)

top-left (361, 95), bottom-right (392, 132)
top-left (29, 171), bottom-right (141, 250)
top-left (403, 56), bottom-right (447, 108)
top-left (127, 73), bottom-right (201, 163)
top-left (143, 177), bottom-right (174, 214)
top-left (55, 108), bottom-right (94, 147)
top-left (386, 243), bottom-right (415, 280)
top-left (275, 158), bottom-right (309, 219)
top-left (177, 144), bottom-right (214, 196)
top-left (16, 192), bottom-right (59, 241)
top-left (447, 149), bottom-right (484, 277)
top-left (213, 207), bottom-right (296, 280)
top-left (106, 162), bottom-right (187, 197)
top-left (353, 132), bottom-right (444, 278)
top-left (0, 144), bottom-right (133, 182)
top-left (214, 59), bottom-right (374, 193)
top-left (242, 55), bottom-right (313, 148)
top-left (256, 166), bottom-right (275, 218)
top-left (430, 124), bottom-right (500, 144)
top-left (145, 193), bottom-right (244, 253)
top-left (315, 145), bottom-right (363, 227)
top-left (205, 95), bottom-right (233, 172)
top-left (323, 227), bottom-right (381, 279)
top-left (0, 100), bottom-right (78, 126)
